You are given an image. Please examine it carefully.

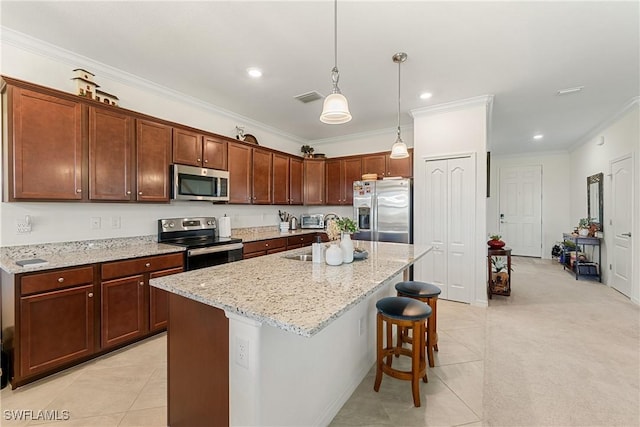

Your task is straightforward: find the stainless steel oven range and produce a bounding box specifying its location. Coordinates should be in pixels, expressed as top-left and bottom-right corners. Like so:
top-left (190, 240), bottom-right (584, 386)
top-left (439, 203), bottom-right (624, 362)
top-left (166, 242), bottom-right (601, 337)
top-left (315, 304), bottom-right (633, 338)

top-left (157, 217), bottom-right (243, 271)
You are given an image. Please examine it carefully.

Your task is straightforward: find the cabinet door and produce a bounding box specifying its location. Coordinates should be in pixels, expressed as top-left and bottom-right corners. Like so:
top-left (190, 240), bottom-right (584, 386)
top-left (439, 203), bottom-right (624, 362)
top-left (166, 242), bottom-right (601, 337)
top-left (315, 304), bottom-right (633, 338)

top-left (325, 159), bottom-right (342, 205)
top-left (89, 107), bottom-right (135, 200)
top-left (273, 153), bottom-right (290, 205)
top-left (289, 157), bottom-right (304, 205)
top-left (172, 127), bottom-right (202, 167)
top-left (252, 148), bottom-right (273, 204)
top-left (304, 159), bottom-right (325, 205)
top-left (101, 275), bottom-right (146, 349)
top-left (9, 87), bottom-right (83, 200)
top-left (343, 157), bottom-right (362, 204)
top-left (203, 136), bottom-right (228, 170)
top-left (20, 284), bottom-right (94, 377)
top-left (362, 154), bottom-right (386, 178)
top-left (386, 151), bottom-right (413, 177)
top-left (228, 143), bottom-right (252, 204)
top-left (149, 267), bottom-right (183, 332)
top-left (136, 119), bottom-right (172, 202)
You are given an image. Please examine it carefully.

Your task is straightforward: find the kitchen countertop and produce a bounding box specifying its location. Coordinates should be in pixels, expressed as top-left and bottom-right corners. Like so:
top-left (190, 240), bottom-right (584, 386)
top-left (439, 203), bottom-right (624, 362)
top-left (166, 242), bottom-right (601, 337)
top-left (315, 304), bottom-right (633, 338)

top-left (0, 236), bottom-right (184, 274)
top-left (150, 241), bottom-right (431, 337)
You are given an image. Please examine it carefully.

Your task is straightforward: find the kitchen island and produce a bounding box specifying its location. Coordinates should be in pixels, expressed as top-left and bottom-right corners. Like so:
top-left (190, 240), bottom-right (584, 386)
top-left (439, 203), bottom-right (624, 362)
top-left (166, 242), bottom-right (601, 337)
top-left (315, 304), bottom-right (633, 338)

top-left (150, 240), bottom-right (431, 427)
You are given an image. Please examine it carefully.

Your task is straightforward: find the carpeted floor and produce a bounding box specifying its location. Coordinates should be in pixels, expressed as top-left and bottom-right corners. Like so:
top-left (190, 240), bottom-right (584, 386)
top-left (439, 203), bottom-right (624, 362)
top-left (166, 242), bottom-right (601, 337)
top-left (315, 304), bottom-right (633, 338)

top-left (484, 257), bottom-right (640, 426)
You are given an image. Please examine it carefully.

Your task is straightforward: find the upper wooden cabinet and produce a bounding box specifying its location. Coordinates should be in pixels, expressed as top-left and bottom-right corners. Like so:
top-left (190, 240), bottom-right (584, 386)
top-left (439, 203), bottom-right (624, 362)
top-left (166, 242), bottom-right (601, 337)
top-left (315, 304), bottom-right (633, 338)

top-left (273, 154), bottom-right (304, 205)
top-left (89, 106), bottom-right (135, 201)
top-left (325, 157), bottom-right (362, 205)
top-left (362, 150), bottom-right (413, 178)
top-left (172, 128), bottom-right (228, 170)
top-left (304, 159), bottom-right (325, 205)
top-left (228, 142), bottom-right (273, 204)
top-left (5, 86), bottom-right (83, 201)
top-left (136, 119), bottom-right (172, 202)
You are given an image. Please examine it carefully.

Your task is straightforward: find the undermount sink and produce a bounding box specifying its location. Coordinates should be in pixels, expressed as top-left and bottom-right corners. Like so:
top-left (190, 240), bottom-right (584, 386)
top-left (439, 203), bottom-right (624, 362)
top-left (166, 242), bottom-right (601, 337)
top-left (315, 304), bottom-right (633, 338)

top-left (283, 254), bottom-right (313, 261)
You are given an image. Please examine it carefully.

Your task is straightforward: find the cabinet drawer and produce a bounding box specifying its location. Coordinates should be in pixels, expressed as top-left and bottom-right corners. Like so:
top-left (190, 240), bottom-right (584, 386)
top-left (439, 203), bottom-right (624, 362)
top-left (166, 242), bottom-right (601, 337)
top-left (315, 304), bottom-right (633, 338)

top-left (243, 238), bottom-right (287, 255)
top-left (102, 253), bottom-right (184, 280)
top-left (21, 266), bottom-right (94, 296)
top-left (287, 234), bottom-right (315, 247)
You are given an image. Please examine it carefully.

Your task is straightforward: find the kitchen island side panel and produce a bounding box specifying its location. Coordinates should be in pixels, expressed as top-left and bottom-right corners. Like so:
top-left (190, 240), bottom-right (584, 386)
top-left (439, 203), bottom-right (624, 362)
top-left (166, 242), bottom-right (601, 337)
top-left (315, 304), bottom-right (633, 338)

top-left (168, 293), bottom-right (229, 427)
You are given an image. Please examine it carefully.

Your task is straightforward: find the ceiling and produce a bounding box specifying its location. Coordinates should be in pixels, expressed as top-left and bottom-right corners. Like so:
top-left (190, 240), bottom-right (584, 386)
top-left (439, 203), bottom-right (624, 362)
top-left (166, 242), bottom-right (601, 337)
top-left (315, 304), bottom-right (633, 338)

top-left (1, 1), bottom-right (638, 154)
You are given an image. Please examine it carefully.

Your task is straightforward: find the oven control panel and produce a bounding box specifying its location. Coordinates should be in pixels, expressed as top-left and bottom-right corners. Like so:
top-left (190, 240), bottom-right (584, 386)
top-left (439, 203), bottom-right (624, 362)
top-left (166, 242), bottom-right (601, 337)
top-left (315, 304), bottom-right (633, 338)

top-left (159, 217), bottom-right (217, 232)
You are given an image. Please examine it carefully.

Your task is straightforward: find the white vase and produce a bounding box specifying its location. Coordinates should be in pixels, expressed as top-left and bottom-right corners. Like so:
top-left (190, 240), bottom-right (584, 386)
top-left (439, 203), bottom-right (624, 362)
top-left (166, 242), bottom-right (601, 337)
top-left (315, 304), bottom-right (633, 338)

top-left (340, 233), bottom-right (354, 263)
top-left (325, 243), bottom-right (343, 266)
top-left (578, 228), bottom-right (589, 237)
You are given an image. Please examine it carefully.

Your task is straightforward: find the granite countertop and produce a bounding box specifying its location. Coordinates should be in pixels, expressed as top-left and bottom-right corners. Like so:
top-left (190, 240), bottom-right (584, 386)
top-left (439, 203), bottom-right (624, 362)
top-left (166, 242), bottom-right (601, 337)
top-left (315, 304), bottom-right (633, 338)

top-left (0, 236), bottom-right (184, 274)
top-left (150, 241), bottom-right (431, 338)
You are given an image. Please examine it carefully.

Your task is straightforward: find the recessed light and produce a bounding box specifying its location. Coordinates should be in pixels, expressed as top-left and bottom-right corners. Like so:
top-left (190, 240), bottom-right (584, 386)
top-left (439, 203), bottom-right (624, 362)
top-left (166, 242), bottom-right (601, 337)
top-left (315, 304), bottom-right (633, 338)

top-left (419, 92), bottom-right (432, 100)
top-left (247, 68), bottom-right (262, 78)
top-left (533, 134), bottom-right (544, 140)
top-left (556, 86), bottom-right (584, 95)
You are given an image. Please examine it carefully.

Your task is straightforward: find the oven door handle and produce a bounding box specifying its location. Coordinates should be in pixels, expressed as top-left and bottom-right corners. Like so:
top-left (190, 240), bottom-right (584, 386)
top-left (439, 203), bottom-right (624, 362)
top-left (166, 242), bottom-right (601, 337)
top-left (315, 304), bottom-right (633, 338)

top-left (187, 243), bottom-right (244, 257)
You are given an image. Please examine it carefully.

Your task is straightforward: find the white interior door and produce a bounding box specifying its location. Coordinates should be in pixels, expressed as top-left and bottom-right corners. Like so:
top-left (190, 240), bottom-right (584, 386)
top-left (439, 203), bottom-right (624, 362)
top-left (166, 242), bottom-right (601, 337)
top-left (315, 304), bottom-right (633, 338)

top-left (499, 165), bottom-right (542, 257)
top-left (421, 157), bottom-right (474, 303)
top-left (611, 156), bottom-right (633, 297)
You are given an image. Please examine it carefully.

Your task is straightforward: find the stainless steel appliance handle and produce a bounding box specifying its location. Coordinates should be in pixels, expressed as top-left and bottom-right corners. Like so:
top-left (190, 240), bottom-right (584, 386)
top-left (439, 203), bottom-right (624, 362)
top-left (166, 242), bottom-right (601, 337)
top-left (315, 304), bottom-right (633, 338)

top-left (187, 243), bottom-right (244, 257)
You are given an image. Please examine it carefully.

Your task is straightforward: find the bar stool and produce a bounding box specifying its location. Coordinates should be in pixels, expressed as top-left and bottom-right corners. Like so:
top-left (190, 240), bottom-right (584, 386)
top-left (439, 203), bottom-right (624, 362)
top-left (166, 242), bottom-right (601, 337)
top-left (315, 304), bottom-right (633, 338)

top-left (374, 296), bottom-right (432, 407)
top-left (395, 281), bottom-right (441, 367)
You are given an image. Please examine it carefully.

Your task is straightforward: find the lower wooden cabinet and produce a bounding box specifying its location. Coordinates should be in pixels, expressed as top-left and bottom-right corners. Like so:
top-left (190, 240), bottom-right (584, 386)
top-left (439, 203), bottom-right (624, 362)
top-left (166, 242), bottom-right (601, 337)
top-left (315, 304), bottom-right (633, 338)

top-left (19, 283), bottom-right (95, 378)
top-left (286, 234), bottom-right (315, 250)
top-left (243, 237), bottom-right (288, 259)
top-left (9, 252), bottom-right (183, 388)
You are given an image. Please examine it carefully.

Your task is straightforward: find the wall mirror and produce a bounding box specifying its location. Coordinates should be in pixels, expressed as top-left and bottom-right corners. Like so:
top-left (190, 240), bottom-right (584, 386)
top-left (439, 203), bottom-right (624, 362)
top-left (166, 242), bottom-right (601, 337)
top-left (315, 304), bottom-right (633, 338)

top-left (587, 172), bottom-right (603, 231)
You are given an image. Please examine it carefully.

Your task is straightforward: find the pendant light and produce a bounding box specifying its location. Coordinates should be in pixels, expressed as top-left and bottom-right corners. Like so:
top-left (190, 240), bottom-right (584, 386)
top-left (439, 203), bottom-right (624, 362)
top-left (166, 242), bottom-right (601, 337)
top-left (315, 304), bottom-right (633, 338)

top-left (320, 0), bottom-right (352, 124)
top-left (390, 52), bottom-right (409, 159)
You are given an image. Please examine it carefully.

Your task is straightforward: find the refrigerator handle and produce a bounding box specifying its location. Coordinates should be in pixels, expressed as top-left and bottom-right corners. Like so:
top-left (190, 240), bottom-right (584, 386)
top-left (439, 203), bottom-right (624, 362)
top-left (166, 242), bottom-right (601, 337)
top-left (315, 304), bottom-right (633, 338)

top-left (372, 195), bottom-right (378, 242)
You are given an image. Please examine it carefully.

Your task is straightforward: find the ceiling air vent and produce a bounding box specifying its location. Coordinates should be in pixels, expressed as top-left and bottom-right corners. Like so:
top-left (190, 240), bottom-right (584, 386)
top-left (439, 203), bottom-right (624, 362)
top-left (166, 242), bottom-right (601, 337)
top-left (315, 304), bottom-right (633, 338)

top-left (294, 91), bottom-right (324, 104)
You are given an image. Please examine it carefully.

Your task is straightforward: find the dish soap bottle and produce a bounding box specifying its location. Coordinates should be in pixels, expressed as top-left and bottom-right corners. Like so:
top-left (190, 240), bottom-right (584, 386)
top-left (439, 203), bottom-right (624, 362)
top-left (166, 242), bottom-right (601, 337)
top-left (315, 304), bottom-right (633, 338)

top-left (312, 236), bottom-right (324, 263)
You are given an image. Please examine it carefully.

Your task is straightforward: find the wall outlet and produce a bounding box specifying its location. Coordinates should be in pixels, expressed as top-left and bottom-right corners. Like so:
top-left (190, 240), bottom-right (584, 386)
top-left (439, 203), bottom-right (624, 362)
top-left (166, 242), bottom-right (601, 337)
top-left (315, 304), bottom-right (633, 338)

top-left (90, 217), bottom-right (101, 229)
top-left (236, 337), bottom-right (249, 369)
top-left (16, 221), bottom-right (31, 234)
top-left (111, 216), bottom-right (121, 229)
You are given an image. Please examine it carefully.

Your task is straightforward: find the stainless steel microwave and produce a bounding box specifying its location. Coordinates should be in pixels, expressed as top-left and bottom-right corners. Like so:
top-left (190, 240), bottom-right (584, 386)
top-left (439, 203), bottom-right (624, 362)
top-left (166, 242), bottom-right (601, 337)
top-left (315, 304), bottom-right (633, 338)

top-left (300, 214), bottom-right (325, 229)
top-left (171, 164), bottom-right (229, 202)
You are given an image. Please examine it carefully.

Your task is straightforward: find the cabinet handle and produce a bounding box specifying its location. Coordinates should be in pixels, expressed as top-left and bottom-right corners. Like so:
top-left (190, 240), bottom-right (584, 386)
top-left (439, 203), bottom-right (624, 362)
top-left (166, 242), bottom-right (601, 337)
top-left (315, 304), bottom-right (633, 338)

top-left (126, 190), bottom-right (131, 195)
top-left (76, 189), bottom-right (82, 193)
top-left (140, 281), bottom-right (144, 286)
top-left (265, 243), bottom-right (269, 247)
top-left (197, 158), bottom-right (201, 162)
top-left (88, 292), bottom-right (93, 298)
top-left (58, 277), bottom-right (64, 283)
top-left (145, 263), bottom-right (151, 267)
top-left (204, 159), bottom-right (208, 163)
top-left (139, 191), bottom-right (143, 195)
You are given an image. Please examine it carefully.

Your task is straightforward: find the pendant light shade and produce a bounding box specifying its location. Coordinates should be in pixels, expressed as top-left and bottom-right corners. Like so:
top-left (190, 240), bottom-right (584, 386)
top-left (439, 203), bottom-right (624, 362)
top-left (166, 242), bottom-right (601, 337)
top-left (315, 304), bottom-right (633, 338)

top-left (389, 52), bottom-right (409, 159)
top-left (320, 0), bottom-right (352, 124)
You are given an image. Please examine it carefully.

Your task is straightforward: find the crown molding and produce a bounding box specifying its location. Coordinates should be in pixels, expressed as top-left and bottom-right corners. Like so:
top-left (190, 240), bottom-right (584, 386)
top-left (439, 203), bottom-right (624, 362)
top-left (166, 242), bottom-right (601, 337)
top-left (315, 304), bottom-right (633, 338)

top-left (1, 27), bottom-right (306, 145)
top-left (410, 94), bottom-right (495, 118)
top-left (569, 96), bottom-right (640, 152)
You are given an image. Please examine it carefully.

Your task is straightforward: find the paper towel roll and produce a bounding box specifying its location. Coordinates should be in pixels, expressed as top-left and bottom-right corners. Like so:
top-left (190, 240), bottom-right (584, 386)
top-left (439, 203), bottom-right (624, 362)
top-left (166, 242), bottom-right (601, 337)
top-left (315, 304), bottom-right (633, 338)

top-left (218, 216), bottom-right (231, 237)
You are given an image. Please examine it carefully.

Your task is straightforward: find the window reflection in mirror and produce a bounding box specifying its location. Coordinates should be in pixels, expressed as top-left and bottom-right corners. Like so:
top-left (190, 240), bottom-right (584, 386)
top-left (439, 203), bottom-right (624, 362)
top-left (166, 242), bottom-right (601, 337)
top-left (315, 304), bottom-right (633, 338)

top-left (587, 172), bottom-right (603, 231)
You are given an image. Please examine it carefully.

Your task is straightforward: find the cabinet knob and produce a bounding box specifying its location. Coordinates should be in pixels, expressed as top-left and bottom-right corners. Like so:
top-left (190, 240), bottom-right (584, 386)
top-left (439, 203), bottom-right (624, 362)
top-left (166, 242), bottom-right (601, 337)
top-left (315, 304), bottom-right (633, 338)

top-left (139, 191), bottom-right (143, 195)
top-left (140, 281), bottom-right (144, 286)
top-left (145, 263), bottom-right (151, 267)
top-left (126, 190), bottom-right (131, 195)
top-left (204, 159), bottom-right (208, 163)
top-left (76, 189), bottom-right (82, 193)
top-left (197, 158), bottom-right (201, 162)
top-left (58, 277), bottom-right (64, 283)
top-left (265, 243), bottom-right (269, 247)
top-left (88, 292), bottom-right (93, 298)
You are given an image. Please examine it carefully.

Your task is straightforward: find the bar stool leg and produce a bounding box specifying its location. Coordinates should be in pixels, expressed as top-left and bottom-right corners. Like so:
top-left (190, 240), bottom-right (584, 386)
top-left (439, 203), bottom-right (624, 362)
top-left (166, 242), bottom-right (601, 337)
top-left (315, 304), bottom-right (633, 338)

top-left (374, 313), bottom-right (383, 392)
top-left (386, 319), bottom-right (393, 366)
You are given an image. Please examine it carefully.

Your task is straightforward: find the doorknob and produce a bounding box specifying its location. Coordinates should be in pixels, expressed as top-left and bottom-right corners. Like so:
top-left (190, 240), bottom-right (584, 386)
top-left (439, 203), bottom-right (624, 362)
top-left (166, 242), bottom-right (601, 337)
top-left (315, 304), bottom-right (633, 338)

top-left (622, 232), bottom-right (632, 237)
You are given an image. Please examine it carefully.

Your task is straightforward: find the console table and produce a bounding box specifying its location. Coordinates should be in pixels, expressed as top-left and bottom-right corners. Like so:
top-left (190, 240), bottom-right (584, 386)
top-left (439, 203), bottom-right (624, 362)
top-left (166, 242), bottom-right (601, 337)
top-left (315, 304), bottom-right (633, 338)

top-left (562, 233), bottom-right (601, 282)
top-left (487, 247), bottom-right (512, 299)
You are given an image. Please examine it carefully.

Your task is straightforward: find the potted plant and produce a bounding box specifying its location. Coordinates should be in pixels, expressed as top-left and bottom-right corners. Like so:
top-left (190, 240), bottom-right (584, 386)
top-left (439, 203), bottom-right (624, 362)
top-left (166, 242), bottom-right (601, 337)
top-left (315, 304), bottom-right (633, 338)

top-left (491, 257), bottom-right (511, 290)
top-left (337, 217), bottom-right (358, 263)
top-left (487, 234), bottom-right (505, 249)
top-left (577, 218), bottom-right (591, 237)
top-left (300, 145), bottom-right (314, 158)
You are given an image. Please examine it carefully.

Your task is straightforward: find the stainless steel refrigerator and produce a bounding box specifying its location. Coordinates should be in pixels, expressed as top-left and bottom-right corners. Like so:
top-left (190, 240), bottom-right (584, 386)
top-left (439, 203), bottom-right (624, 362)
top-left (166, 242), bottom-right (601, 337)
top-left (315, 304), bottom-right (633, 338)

top-left (353, 179), bottom-right (412, 243)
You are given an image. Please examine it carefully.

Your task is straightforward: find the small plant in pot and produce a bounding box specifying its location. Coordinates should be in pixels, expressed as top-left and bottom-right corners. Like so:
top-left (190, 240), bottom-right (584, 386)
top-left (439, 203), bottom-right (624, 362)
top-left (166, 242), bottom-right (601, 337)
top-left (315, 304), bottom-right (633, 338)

top-left (487, 234), bottom-right (505, 249)
top-left (300, 145), bottom-right (314, 158)
top-left (577, 217), bottom-right (591, 236)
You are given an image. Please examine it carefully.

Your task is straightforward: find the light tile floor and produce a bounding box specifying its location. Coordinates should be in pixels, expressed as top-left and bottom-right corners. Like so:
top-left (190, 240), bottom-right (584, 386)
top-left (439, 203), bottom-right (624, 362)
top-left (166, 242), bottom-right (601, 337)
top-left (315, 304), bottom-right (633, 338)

top-left (1, 301), bottom-right (485, 427)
